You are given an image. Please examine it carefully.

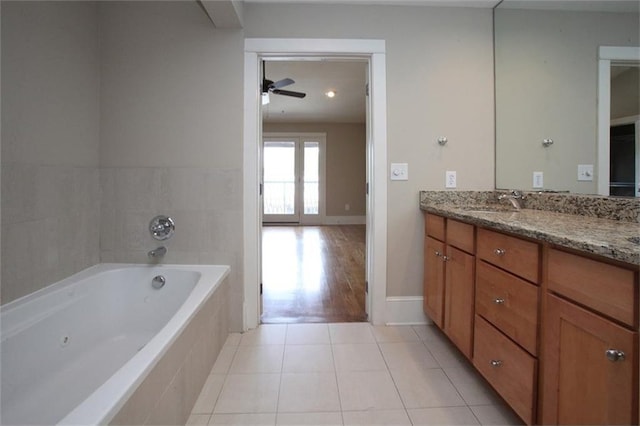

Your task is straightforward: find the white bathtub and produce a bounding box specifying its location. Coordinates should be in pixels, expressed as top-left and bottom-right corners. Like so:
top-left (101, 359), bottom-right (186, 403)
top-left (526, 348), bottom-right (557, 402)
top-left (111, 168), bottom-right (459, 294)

top-left (1, 263), bottom-right (230, 426)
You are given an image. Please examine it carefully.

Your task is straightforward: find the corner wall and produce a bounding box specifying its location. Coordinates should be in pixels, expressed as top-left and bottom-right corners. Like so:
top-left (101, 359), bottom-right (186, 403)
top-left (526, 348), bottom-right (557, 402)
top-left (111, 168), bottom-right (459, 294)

top-left (98, 1), bottom-right (245, 330)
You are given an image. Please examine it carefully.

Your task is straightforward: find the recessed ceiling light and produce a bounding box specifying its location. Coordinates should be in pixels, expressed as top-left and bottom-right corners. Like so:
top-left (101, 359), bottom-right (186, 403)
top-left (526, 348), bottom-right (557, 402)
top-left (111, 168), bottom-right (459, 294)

top-left (325, 90), bottom-right (336, 98)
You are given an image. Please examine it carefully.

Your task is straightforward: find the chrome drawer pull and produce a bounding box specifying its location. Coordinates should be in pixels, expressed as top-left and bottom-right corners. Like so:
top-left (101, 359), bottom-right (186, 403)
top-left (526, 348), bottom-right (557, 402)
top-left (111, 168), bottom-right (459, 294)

top-left (490, 359), bottom-right (503, 367)
top-left (494, 248), bottom-right (506, 256)
top-left (605, 349), bottom-right (625, 362)
top-left (493, 298), bottom-right (505, 305)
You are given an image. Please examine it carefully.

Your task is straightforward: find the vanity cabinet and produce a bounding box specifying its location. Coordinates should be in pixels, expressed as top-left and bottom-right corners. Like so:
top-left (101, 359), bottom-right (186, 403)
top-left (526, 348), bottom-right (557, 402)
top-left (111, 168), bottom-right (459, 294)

top-left (541, 249), bottom-right (639, 425)
top-left (423, 214), bottom-right (475, 358)
top-left (422, 211), bottom-right (638, 426)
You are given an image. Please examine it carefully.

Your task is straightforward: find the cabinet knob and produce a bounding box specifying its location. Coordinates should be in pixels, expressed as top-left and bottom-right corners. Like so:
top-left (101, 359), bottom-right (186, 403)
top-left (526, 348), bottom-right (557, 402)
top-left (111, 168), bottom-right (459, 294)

top-left (442, 255), bottom-right (450, 262)
top-left (490, 359), bottom-right (503, 367)
top-left (493, 298), bottom-right (505, 305)
top-left (605, 349), bottom-right (626, 362)
top-left (494, 248), bottom-right (506, 256)
top-left (434, 251), bottom-right (442, 257)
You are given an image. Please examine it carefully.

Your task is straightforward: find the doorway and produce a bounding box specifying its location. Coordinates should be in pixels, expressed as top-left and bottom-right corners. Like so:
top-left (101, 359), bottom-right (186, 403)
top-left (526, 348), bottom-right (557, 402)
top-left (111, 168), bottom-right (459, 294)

top-left (243, 38), bottom-right (388, 331)
top-left (260, 59), bottom-right (366, 323)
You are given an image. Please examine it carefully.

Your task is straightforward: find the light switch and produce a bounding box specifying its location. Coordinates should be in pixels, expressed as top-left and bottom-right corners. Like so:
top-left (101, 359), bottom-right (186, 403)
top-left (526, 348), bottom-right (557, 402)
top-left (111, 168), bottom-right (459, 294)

top-left (390, 163), bottom-right (408, 181)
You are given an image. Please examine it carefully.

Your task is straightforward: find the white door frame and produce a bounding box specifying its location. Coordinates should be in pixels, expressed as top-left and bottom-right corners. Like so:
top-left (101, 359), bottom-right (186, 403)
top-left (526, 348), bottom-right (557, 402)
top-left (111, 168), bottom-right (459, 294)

top-left (597, 46), bottom-right (640, 196)
top-left (243, 38), bottom-right (388, 330)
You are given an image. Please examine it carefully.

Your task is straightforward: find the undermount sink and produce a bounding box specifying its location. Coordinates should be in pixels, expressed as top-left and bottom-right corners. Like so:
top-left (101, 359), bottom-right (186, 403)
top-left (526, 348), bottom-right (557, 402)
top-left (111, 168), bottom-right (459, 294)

top-left (628, 236), bottom-right (640, 245)
top-left (461, 206), bottom-right (520, 213)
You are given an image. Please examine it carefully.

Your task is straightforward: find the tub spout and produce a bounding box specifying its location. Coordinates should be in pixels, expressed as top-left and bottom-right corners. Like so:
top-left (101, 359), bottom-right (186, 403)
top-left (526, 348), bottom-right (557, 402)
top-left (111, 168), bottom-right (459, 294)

top-left (148, 246), bottom-right (167, 259)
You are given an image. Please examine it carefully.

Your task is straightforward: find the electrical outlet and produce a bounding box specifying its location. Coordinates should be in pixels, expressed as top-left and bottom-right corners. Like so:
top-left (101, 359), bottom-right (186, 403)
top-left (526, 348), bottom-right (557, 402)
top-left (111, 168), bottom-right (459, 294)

top-left (578, 164), bottom-right (594, 181)
top-left (533, 171), bottom-right (544, 189)
top-left (345, 203), bottom-right (350, 211)
top-left (445, 171), bottom-right (457, 188)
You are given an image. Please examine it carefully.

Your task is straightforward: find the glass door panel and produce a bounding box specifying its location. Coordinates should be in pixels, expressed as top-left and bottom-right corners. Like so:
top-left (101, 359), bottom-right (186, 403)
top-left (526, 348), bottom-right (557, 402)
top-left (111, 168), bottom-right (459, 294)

top-left (303, 142), bottom-right (319, 215)
top-left (263, 141), bottom-right (299, 222)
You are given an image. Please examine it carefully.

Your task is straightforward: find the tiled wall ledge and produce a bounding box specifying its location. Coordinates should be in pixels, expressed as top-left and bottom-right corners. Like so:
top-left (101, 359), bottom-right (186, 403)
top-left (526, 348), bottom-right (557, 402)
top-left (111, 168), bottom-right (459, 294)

top-left (419, 191), bottom-right (640, 223)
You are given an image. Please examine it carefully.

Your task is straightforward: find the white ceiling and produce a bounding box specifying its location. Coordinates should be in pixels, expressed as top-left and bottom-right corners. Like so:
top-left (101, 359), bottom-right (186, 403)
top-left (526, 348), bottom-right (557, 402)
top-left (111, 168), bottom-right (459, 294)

top-left (257, 0), bottom-right (639, 124)
top-left (262, 60), bottom-right (368, 123)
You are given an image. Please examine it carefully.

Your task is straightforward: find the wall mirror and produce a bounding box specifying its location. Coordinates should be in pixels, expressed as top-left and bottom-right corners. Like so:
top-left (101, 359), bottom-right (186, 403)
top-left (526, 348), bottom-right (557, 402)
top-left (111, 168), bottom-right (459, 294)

top-left (494, 0), bottom-right (639, 196)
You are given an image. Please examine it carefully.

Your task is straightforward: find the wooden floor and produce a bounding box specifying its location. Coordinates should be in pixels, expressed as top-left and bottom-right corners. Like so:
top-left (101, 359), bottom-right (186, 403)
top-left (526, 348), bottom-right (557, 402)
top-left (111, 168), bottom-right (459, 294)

top-left (261, 225), bottom-right (367, 324)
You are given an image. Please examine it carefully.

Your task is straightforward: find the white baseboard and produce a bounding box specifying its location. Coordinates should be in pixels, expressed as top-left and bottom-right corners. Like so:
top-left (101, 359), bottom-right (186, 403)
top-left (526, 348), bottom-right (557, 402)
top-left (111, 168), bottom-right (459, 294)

top-left (323, 215), bottom-right (366, 225)
top-left (385, 296), bottom-right (431, 325)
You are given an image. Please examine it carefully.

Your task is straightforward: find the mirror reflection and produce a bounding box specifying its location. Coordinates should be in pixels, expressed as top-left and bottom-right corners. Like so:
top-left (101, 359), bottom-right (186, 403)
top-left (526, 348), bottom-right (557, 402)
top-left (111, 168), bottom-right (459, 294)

top-left (494, 1), bottom-right (639, 196)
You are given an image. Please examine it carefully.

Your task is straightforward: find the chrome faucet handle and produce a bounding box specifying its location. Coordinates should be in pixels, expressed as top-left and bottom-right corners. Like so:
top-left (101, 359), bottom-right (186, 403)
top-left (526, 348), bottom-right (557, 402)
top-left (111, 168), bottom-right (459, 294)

top-left (510, 190), bottom-right (525, 199)
top-left (149, 215), bottom-right (175, 241)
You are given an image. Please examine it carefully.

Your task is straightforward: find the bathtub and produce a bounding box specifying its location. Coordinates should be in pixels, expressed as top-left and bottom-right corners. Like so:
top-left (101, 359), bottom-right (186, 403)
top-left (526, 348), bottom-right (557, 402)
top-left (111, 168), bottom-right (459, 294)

top-left (1, 263), bottom-right (230, 425)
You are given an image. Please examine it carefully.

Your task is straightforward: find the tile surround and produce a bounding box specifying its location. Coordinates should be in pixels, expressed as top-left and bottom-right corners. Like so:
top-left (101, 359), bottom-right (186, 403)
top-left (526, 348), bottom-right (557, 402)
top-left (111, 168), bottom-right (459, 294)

top-left (1, 165), bottom-right (100, 303)
top-left (100, 166), bottom-right (244, 330)
top-left (1, 164), bottom-right (243, 332)
top-left (187, 323), bottom-right (523, 426)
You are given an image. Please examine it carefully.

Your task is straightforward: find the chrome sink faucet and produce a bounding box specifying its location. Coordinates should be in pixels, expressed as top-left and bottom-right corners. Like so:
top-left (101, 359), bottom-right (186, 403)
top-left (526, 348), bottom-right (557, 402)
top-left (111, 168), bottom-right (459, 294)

top-left (498, 190), bottom-right (525, 210)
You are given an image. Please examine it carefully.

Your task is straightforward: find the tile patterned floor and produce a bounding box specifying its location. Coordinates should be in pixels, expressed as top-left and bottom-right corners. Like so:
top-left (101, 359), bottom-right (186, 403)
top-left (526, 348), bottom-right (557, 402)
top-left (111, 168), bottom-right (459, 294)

top-left (186, 323), bottom-right (524, 426)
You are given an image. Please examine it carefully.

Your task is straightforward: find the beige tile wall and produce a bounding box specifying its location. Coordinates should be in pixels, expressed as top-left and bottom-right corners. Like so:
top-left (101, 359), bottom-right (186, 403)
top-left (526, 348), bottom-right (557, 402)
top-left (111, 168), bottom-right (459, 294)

top-left (1, 164), bottom-right (100, 303)
top-left (100, 167), bottom-right (243, 330)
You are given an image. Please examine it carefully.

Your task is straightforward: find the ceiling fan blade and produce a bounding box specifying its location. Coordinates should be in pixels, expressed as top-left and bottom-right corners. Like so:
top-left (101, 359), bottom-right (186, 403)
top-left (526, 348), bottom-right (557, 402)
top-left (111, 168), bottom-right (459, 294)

top-left (270, 78), bottom-right (295, 90)
top-left (272, 89), bottom-right (306, 98)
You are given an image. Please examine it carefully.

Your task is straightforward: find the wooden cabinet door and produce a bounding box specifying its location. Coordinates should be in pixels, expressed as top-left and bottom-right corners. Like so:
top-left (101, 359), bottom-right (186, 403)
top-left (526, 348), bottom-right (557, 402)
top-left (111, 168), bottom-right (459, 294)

top-left (542, 294), bottom-right (638, 425)
top-left (424, 236), bottom-right (445, 328)
top-left (444, 245), bottom-right (475, 358)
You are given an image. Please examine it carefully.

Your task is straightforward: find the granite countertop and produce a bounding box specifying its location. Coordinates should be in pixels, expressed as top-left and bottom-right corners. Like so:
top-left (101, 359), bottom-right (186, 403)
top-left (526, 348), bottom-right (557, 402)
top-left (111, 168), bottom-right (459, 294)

top-left (420, 197), bottom-right (640, 266)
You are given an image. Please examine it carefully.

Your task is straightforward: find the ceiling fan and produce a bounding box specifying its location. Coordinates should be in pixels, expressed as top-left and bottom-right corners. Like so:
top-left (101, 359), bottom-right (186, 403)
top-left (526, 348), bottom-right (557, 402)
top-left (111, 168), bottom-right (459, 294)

top-left (261, 61), bottom-right (306, 101)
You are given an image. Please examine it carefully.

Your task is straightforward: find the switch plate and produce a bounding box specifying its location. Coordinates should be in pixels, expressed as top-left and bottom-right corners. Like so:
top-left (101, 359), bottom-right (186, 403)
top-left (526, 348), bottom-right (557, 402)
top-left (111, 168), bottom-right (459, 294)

top-left (578, 164), bottom-right (594, 181)
top-left (533, 171), bottom-right (544, 189)
top-left (390, 163), bottom-right (408, 181)
top-left (445, 171), bottom-right (457, 188)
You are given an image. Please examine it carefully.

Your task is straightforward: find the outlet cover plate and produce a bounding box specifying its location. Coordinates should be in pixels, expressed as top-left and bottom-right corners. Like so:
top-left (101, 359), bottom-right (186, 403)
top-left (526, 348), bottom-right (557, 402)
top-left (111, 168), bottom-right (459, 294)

top-left (446, 171), bottom-right (457, 188)
top-left (533, 171), bottom-right (544, 188)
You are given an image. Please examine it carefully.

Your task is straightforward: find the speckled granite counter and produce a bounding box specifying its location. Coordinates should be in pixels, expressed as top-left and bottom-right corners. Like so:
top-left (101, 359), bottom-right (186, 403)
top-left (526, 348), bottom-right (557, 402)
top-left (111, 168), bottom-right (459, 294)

top-left (420, 191), bottom-right (640, 266)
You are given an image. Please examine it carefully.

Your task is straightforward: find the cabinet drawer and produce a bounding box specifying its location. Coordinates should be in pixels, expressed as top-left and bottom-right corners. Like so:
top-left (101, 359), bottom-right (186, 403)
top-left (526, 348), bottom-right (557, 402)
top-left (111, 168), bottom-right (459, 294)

top-left (476, 260), bottom-right (539, 355)
top-left (446, 219), bottom-right (475, 254)
top-left (474, 316), bottom-right (537, 425)
top-left (477, 228), bottom-right (540, 283)
top-left (547, 248), bottom-right (637, 327)
top-left (425, 214), bottom-right (445, 241)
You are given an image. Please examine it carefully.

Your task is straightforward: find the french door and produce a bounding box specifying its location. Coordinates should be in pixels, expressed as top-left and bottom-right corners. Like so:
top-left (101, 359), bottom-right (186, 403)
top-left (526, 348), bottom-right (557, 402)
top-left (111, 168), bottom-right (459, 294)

top-left (262, 133), bottom-right (325, 224)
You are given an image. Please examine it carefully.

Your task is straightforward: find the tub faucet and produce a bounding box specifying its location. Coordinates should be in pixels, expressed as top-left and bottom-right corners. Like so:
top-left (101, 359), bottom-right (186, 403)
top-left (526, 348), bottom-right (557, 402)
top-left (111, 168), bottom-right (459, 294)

top-left (148, 246), bottom-right (167, 259)
top-left (498, 190), bottom-right (525, 210)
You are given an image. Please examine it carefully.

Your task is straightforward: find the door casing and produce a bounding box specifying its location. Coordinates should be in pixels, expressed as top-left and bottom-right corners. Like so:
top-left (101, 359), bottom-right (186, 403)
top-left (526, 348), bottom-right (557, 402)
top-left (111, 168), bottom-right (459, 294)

top-left (243, 38), bottom-right (388, 330)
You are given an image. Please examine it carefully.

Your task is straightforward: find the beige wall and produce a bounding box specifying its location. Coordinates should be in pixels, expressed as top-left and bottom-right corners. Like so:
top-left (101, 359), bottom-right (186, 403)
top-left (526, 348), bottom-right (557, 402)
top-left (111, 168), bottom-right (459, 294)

top-left (246, 3), bottom-right (495, 298)
top-left (611, 67), bottom-right (639, 120)
top-left (1, 1), bottom-right (101, 303)
top-left (1, 1), bottom-right (495, 321)
top-left (263, 122), bottom-right (366, 217)
top-left (495, 9), bottom-right (639, 194)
